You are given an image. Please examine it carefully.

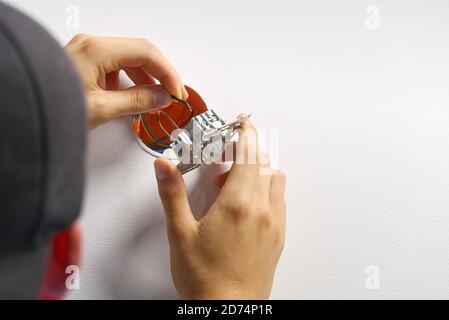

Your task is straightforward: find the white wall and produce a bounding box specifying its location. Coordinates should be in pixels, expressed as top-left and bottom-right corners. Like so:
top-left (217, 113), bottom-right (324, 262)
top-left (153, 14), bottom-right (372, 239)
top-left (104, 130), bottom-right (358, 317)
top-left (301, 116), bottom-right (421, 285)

top-left (5, 0), bottom-right (449, 299)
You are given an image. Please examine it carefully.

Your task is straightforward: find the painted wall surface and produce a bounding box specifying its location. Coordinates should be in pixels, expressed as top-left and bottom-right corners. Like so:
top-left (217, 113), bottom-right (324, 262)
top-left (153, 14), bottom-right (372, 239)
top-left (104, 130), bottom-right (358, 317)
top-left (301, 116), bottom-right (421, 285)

top-left (5, 0), bottom-right (449, 299)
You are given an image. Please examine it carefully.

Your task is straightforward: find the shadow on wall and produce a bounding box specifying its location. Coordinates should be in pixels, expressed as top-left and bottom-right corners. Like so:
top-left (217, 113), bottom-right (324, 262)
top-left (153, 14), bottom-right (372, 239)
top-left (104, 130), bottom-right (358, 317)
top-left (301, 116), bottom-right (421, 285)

top-left (102, 157), bottom-right (228, 299)
top-left (106, 217), bottom-right (177, 299)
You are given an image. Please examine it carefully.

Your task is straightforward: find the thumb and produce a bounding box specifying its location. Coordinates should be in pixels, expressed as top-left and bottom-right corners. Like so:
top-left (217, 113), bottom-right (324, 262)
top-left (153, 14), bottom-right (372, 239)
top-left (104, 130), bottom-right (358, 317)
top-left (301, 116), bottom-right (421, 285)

top-left (98, 84), bottom-right (172, 120)
top-left (154, 158), bottom-right (196, 237)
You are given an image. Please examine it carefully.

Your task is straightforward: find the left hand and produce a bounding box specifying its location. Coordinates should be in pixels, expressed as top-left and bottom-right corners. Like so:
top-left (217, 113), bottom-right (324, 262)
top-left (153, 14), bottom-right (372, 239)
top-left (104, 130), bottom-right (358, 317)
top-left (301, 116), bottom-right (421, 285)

top-left (154, 121), bottom-right (286, 299)
top-left (65, 34), bottom-right (188, 128)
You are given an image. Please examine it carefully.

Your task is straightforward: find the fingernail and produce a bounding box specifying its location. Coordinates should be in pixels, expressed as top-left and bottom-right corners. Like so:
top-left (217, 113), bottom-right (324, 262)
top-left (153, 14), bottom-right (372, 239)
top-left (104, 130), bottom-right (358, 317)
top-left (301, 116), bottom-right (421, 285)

top-left (259, 153), bottom-right (270, 166)
top-left (154, 159), bottom-right (169, 180)
top-left (181, 86), bottom-right (189, 100)
top-left (152, 87), bottom-right (172, 108)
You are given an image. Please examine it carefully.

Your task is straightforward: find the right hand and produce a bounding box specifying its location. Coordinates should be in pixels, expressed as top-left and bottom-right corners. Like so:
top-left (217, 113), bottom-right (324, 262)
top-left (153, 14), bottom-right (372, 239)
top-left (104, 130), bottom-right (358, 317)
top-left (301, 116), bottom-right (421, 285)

top-left (65, 34), bottom-right (188, 128)
top-left (154, 122), bottom-right (286, 299)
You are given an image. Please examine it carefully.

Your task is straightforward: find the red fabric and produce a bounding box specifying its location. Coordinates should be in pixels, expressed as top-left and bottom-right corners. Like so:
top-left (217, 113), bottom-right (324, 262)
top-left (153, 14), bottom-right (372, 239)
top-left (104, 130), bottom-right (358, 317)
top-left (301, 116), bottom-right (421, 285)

top-left (38, 223), bottom-right (81, 300)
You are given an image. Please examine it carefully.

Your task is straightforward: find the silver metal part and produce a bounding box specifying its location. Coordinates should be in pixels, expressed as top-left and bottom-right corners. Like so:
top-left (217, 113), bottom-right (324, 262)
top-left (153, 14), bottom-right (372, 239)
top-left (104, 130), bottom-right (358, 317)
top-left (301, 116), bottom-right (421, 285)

top-left (170, 110), bottom-right (250, 174)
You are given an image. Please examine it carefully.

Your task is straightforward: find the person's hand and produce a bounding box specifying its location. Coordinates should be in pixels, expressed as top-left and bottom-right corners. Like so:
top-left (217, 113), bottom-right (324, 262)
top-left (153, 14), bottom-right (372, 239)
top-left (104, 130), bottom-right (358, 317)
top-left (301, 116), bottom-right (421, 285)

top-left (154, 122), bottom-right (286, 299)
top-left (65, 34), bottom-right (188, 128)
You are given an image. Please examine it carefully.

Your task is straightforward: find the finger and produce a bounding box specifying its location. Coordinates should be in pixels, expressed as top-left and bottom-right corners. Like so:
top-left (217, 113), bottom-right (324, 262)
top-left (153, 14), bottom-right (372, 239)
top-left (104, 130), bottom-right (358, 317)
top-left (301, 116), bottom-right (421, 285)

top-left (154, 158), bottom-right (197, 238)
top-left (270, 170), bottom-right (286, 217)
top-left (219, 121), bottom-right (259, 198)
top-left (214, 141), bottom-right (239, 188)
top-left (254, 153), bottom-right (272, 205)
top-left (89, 37), bottom-right (188, 100)
top-left (213, 141), bottom-right (237, 188)
top-left (92, 85), bottom-right (173, 123)
top-left (214, 170), bottom-right (230, 188)
top-left (124, 67), bottom-right (156, 86)
top-left (221, 141), bottom-right (237, 163)
top-left (105, 71), bottom-right (120, 90)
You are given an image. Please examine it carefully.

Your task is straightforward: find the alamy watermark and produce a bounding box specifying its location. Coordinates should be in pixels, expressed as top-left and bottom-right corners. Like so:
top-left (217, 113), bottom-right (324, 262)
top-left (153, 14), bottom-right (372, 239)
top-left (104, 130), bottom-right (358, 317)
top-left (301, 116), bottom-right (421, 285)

top-left (170, 125), bottom-right (280, 176)
top-left (65, 265), bottom-right (80, 290)
top-left (365, 5), bottom-right (381, 30)
top-left (365, 265), bottom-right (380, 290)
top-left (65, 4), bottom-right (80, 31)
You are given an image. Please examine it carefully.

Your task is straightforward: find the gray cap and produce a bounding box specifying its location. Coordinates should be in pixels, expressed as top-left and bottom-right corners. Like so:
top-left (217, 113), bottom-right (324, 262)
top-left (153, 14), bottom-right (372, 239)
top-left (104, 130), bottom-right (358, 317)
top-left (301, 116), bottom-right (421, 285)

top-left (0, 2), bottom-right (86, 299)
